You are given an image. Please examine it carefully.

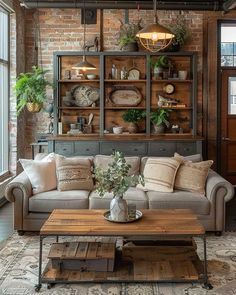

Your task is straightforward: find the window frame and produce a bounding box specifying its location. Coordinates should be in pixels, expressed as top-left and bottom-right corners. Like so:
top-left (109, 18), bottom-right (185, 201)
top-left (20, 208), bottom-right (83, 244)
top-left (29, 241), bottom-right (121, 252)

top-left (0, 5), bottom-right (10, 179)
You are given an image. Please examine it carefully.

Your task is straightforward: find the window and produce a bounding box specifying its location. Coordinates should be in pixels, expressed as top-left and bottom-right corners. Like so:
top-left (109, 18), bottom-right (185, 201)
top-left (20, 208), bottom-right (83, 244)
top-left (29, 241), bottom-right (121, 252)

top-left (221, 24), bottom-right (236, 66)
top-left (0, 6), bottom-right (9, 175)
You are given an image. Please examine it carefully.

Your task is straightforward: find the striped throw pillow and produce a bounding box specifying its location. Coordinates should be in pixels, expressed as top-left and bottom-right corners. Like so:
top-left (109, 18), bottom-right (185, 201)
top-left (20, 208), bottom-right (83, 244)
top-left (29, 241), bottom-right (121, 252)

top-left (138, 157), bottom-right (182, 192)
top-left (56, 155), bottom-right (94, 191)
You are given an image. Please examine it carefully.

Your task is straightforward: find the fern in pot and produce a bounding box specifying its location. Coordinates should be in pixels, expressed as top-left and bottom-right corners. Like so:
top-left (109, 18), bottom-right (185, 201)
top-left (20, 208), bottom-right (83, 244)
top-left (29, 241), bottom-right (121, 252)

top-left (94, 151), bottom-right (144, 222)
top-left (14, 66), bottom-right (53, 115)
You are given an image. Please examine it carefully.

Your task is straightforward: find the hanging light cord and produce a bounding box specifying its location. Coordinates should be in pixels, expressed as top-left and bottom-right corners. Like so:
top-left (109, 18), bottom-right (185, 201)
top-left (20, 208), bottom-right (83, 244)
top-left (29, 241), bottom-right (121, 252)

top-left (36, 0), bottom-right (43, 68)
top-left (154, 0), bottom-right (157, 23)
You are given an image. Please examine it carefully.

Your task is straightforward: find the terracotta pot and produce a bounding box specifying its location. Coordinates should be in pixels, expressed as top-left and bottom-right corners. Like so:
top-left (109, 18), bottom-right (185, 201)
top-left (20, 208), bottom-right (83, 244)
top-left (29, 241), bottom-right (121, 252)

top-left (127, 122), bottom-right (138, 134)
top-left (26, 102), bottom-right (42, 113)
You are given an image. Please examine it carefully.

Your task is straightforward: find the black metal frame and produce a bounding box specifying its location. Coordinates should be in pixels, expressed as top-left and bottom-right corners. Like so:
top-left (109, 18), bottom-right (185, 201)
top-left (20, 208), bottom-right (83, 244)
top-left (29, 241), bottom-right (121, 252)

top-left (35, 233), bottom-right (213, 292)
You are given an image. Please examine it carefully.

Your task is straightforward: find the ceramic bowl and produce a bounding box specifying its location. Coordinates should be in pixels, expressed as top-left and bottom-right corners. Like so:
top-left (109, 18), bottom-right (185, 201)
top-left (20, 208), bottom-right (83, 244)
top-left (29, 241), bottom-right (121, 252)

top-left (113, 126), bottom-right (123, 134)
top-left (87, 74), bottom-right (97, 80)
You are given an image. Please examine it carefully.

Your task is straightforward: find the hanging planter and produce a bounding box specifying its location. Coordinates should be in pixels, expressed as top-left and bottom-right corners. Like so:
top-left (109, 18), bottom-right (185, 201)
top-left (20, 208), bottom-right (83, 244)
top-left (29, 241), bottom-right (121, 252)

top-left (26, 102), bottom-right (42, 113)
top-left (14, 66), bottom-right (53, 116)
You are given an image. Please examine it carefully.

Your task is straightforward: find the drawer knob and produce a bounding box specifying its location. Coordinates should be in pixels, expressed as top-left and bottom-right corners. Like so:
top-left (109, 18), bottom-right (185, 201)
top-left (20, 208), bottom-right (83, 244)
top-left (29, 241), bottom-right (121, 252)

top-left (160, 148), bottom-right (166, 151)
top-left (63, 148), bottom-right (67, 151)
top-left (134, 148), bottom-right (138, 151)
top-left (86, 148), bottom-right (90, 151)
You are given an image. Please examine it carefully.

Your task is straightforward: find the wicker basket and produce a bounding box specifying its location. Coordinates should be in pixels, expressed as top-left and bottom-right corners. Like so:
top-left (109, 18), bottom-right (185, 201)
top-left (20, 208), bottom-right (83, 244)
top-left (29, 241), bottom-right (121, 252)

top-left (26, 102), bottom-right (42, 113)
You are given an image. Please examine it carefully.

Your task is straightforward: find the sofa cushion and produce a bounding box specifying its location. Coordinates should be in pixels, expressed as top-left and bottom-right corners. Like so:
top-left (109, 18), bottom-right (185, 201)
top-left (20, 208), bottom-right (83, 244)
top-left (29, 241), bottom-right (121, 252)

top-left (19, 153), bottom-right (57, 195)
top-left (89, 187), bottom-right (148, 209)
top-left (56, 155), bottom-right (94, 191)
top-left (140, 154), bottom-right (202, 174)
top-left (94, 155), bottom-right (140, 176)
top-left (29, 190), bottom-right (89, 213)
top-left (138, 157), bottom-right (181, 193)
top-left (174, 159), bottom-right (213, 194)
top-left (147, 190), bottom-right (210, 215)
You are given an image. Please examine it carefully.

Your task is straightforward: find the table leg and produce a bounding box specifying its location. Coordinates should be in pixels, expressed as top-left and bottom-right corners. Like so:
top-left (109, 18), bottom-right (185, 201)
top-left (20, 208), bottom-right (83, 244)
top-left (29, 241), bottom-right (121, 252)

top-left (202, 234), bottom-right (213, 290)
top-left (35, 235), bottom-right (43, 292)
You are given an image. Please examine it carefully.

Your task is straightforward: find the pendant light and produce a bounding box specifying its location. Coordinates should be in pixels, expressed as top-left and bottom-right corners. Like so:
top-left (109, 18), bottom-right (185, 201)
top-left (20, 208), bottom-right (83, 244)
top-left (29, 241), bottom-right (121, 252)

top-left (136, 0), bottom-right (175, 52)
top-left (72, 0), bottom-right (96, 71)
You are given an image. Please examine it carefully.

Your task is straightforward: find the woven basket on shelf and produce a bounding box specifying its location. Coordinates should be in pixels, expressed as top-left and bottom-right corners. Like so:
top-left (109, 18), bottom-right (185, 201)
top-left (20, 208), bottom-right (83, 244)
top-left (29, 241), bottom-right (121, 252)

top-left (26, 102), bottom-right (42, 113)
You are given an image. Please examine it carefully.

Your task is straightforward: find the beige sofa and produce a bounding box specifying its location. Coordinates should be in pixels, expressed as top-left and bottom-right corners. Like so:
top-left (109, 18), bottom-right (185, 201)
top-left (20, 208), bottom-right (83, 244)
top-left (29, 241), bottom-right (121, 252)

top-left (5, 153), bottom-right (234, 235)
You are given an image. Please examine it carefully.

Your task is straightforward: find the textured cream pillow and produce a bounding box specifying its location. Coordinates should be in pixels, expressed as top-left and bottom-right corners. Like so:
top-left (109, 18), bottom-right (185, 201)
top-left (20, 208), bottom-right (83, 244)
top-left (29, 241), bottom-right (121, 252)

top-left (174, 159), bottom-right (213, 194)
top-left (138, 157), bottom-right (182, 192)
top-left (19, 153), bottom-right (57, 195)
top-left (56, 155), bottom-right (93, 191)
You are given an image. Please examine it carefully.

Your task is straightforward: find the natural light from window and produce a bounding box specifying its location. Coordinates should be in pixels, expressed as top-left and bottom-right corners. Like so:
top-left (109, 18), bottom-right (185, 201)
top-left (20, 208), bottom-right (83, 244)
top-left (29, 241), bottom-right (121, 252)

top-left (0, 6), bottom-right (9, 175)
top-left (221, 24), bottom-right (236, 66)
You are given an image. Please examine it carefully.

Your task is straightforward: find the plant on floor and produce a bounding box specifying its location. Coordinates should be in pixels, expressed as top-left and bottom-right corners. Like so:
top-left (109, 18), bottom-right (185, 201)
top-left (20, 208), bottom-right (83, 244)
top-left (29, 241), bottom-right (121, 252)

top-left (15, 66), bottom-right (53, 115)
top-left (94, 151), bottom-right (144, 198)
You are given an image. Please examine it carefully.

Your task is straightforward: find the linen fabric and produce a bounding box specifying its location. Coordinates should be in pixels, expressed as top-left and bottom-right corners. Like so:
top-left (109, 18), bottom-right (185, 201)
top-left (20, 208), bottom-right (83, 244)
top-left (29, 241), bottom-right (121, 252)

top-left (56, 155), bottom-right (93, 191)
top-left (19, 153), bottom-right (57, 195)
top-left (174, 159), bottom-right (213, 194)
top-left (138, 157), bottom-right (182, 192)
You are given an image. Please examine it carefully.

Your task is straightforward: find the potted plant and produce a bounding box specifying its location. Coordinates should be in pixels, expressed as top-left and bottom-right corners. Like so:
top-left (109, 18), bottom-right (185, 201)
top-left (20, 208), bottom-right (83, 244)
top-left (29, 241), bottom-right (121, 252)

top-left (150, 55), bottom-right (172, 79)
top-left (94, 151), bottom-right (144, 222)
top-left (167, 15), bottom-right (190, 51)
top-left (15, 66), bottom-right (53, 115)
top-left (122, 109), bottom-right (146, 133)
top-left (150, 109), bottom-right (170, 134)
top-left (118, 20), bottom-right (141, 52)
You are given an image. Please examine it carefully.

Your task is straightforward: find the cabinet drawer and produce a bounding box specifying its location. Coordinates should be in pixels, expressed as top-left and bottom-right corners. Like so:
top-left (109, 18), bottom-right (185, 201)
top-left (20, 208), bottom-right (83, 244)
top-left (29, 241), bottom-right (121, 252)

top-left (148, 142), bottom-right (176, 156)
top-left (176, 142), bottom-right (196, 156)
top-left (74, 142), bottom-right (99, 155)
top-left (55, 142), bottom-right (74, 156)
top-left (100, 142), bottom-right (147, 156)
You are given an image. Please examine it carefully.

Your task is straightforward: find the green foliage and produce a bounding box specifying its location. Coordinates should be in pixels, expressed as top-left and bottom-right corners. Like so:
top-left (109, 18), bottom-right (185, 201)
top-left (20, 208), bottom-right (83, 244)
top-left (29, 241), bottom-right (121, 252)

top-left (149, 55), bottom-right (172, 69)
top-left (122, 109), bottom-right (146, 123)
top-left (150, 109), bottom-right (170, 127)
top-left (14, 66), bottom-right (53, 115)
top-left (167, 15), bottom-right (190, 46)
top-left (118, 20), bottom-right (141, 48)
top-left (94, 151), bottom-right (144, 198)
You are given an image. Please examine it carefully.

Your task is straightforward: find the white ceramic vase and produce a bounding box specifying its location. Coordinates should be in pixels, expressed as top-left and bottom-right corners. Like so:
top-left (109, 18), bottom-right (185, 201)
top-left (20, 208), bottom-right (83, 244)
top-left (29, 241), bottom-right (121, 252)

top-left (110, 196), bottom-right (128, 222)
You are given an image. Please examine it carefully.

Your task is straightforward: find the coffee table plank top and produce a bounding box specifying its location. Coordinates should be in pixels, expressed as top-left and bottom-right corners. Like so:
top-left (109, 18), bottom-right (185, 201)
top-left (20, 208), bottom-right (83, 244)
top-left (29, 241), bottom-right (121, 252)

top-left (40, 209), bottom-right (205, 236)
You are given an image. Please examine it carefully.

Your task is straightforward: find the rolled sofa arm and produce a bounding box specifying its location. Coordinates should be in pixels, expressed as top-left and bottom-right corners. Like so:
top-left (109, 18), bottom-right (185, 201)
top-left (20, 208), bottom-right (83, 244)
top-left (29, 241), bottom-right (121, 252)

top-left (5, 171), bottom-right (32, 203)
top-left (205, 169), bottom-right (234, 231)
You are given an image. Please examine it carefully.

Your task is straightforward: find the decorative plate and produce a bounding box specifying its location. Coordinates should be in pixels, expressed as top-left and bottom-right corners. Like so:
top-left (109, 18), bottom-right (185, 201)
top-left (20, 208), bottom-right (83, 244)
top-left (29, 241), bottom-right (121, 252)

top-left (103, 210), bottom-right (143, 223)
top-left (109, 86), bottom-right (142, 106)
top-left (71, 85), bottom-right (99, 107)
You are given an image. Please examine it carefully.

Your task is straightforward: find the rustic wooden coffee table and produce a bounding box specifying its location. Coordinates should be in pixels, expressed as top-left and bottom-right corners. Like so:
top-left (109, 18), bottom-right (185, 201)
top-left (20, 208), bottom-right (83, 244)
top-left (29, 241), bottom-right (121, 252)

top-left (35, 209), bottom-right (213, 292)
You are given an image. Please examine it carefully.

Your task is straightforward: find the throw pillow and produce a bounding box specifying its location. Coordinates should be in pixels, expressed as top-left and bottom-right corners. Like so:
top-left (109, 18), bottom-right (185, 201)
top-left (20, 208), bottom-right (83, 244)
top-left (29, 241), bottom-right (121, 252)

top-left (174, 159), bottom-right (213, 194)
top-left (19, 153), bottom-right (57, 195)
top-left (174, 152), bottom-right (202, 163)
top-left (138, 157), bottom-right (182, 192)
top-left (56, 155), bottom-right (93, 191)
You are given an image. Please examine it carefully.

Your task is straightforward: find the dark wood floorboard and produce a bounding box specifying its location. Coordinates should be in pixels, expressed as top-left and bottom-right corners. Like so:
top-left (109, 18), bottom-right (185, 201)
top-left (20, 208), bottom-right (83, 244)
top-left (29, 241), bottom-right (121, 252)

top-left (0, 202), bottom-right (14, 242)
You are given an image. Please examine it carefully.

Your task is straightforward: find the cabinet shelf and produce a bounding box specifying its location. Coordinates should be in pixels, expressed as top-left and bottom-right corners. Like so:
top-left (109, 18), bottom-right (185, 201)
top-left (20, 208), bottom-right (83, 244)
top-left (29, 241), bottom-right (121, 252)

top-left (58, 79), bottom-right (100, 83)
top-left (105, 106), bottom-right (146, 110)
top-left (52, 51), bottom-right (200, 156)
top-left (58, 107), bottom-right (100, 110)
top-left (105, 79), bottom-right (146, 83)
top-left (151, 79), bottom-right (192, 83)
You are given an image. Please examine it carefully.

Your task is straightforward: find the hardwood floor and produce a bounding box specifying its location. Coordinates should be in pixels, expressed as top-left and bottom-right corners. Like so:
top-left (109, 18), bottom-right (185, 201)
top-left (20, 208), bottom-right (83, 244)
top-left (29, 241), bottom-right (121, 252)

top-left (0, 202), bottom-right (14, 242)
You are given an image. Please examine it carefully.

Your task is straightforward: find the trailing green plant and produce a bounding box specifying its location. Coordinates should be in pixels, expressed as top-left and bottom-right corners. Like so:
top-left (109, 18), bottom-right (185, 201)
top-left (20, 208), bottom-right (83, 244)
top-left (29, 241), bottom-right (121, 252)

top-left (150, 109), bottom-right (170, 127)
top-left (167, 15), bottom-right (190, 47)
top-left (94, 151), bottom-right (144, 198)
top-left (118, 20), bottom-right (141, 48)
top-left (14, 66), bottom-right (53, 115)
top-left (122, 109), bottom-right (146, 123)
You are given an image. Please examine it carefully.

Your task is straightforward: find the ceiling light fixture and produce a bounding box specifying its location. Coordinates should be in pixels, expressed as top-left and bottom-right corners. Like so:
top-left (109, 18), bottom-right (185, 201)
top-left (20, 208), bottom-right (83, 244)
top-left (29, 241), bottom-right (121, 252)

top-left (72, 0), bottom-right (96, 71)
top-left (136, 0), bottom-right (175, 52)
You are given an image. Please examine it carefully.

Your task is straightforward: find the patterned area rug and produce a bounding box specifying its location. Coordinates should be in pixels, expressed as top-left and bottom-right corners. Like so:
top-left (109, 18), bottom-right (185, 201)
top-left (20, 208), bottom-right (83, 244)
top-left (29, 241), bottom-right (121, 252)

top-left (0, 232), bottom-right (236, 295)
